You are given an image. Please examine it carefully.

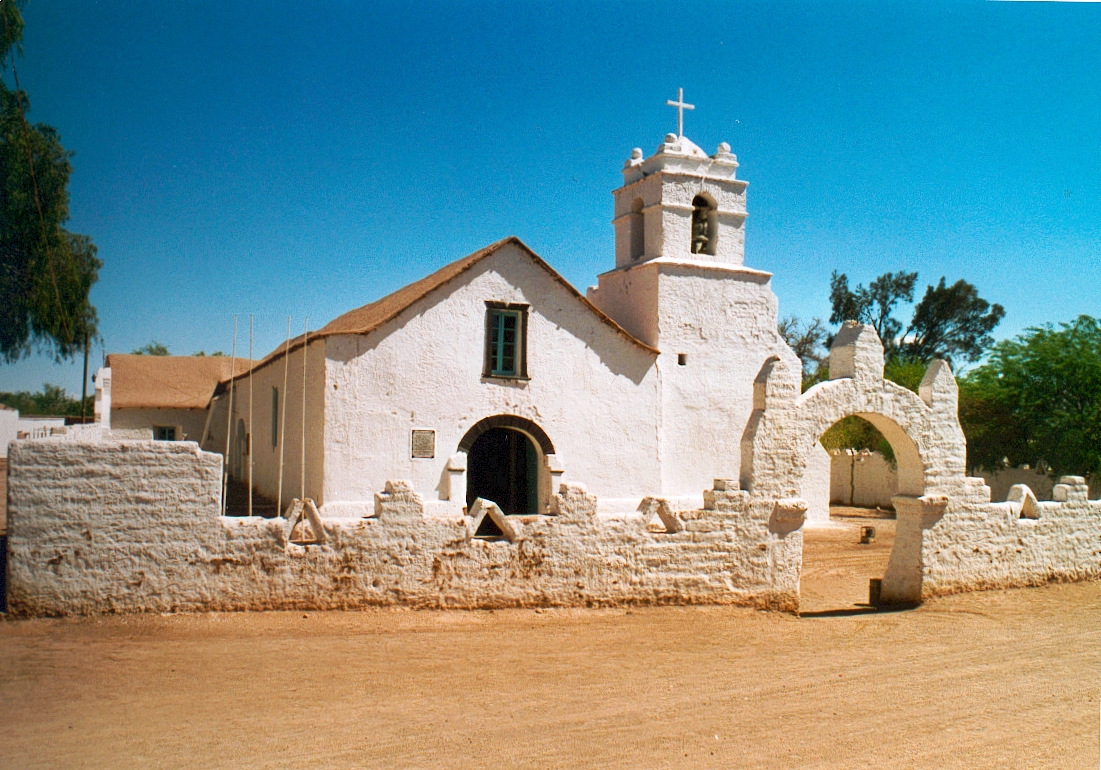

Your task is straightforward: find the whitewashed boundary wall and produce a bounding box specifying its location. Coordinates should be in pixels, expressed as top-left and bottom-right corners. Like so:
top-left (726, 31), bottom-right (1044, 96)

top-left (978, 466), bottom-right (1100, 503)
top-left (920, 477), bottom-right (1101, 597)
top-left (828, 452), bottom-right (1100, 509)
top-left (6, 441), bottom-right (800, 615)
top-left (6, 323), bottom-right (1099, 616)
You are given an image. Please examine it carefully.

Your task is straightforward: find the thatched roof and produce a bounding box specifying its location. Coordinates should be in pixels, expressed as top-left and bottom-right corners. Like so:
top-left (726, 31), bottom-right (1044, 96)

top-left (106, 354), bottom-right (253, 410)
top-left (232, 236), bottom-right (657, 383)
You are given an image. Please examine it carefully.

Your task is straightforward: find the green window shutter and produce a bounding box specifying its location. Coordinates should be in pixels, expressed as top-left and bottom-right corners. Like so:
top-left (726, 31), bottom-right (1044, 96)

top-left (489, 309), bottom-right (520, 376)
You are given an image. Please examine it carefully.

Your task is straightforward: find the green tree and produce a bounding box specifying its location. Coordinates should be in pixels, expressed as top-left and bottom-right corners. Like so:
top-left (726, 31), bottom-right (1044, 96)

top-left (960, 316), bottom-right (1101, 478)
top-left (817, 270), bottom-right (1002, 461)
top-left (777, 315), bottom-right (828, 379)
top-left (829, 271), bottom-right (917, 358)
top-left (0, 382), bottom-right (92, 416)
top-left (1, 0), bottom-right (100, 363)
top-left (132, 341), bottom-right (169, 356)
top-left (829, 270), bottom-right (1004, 367)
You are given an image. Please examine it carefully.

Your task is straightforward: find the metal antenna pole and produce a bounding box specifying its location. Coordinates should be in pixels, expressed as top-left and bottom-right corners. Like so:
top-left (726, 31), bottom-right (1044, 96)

top-left (222, 315), bottom-right (238, 517)
top-left (276, 316), bottom-right (291, 517)
top-left (301, 317), bottom-right (308, 501)
top-left (248, 314), bottom-right (254, 518)
top-left (81, 331), bottom-right (90, 423)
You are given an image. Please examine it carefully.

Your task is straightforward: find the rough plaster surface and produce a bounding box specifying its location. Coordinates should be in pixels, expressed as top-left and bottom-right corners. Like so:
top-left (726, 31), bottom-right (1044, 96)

top-left (802, 442), bottom-right (831, 524)
top-left (830, 450), bottom-right (899, 509)
top-left (6, 442), bottom-right (800, 615)
top-left (979, 466), bottom-right (1100, 502)
top-left (111, 407), bottom-right (207, 443)
top-left (7, 323), bottom-right (1098, 617)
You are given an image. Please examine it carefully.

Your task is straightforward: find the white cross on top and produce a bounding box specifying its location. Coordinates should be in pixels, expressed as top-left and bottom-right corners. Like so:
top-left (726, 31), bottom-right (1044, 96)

top-left (666, 88), bottom-right (695, 138)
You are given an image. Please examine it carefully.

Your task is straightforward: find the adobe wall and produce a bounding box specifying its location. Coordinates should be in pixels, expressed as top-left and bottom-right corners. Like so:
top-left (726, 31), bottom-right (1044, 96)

top-left (5, 440), bottom-right (799, 616)
top-left (7, 437), bottom-right (1097, 617)
top-left (919, 477), bottom-right (1101, 597)
top-left (111, 407), bottom-right (207, 443)
top-left (740, 322), bottom-right (1100, 604)
top-left (205, 338), bottom-right (327, 511)
top-left (978, 466), bottom-right (1101, 503)
top-left (830, 450), bottom-right (899, 509)
top-left (321, 243), bottom-right (663, 516)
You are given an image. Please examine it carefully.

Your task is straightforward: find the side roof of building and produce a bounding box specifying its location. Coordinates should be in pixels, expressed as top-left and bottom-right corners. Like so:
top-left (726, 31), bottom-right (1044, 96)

top-left (105, 354), bottom-right (254, 409)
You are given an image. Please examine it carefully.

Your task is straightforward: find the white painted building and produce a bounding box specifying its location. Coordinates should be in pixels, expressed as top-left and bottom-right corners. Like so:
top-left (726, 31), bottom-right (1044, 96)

top-left (0, 404), bottom-right (67, 458)
top-left (202, 128), bottom-right (803, 519)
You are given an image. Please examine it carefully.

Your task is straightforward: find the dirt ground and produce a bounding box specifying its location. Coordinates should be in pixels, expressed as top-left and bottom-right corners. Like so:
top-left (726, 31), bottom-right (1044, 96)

top-left (1, 512), bottom-right (1098, 769)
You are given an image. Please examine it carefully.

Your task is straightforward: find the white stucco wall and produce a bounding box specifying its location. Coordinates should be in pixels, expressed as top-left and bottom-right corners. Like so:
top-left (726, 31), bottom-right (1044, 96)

top-left (321, 243), bottom-right (662, 515)
top-left (6, 441), bottom-right (801, 615)
top-left (0, 407), bottom-right (18, 457)
top-left (978, 466), bottom-right (1100, 502)
top-left (111, 407), bottom-right (207, 443)
top-left (210, 339), bottom-right (327, 511)
top-left (802, 441), bottom-right (831, 524)
top-left (590, 259), bottom-right (800, 499)
top-left (830, 450), bottom-right (899, 509)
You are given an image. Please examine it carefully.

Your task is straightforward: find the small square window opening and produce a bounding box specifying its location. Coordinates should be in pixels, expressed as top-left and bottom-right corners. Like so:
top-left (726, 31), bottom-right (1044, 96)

top-left (678, 353), bottom-right (688, 366)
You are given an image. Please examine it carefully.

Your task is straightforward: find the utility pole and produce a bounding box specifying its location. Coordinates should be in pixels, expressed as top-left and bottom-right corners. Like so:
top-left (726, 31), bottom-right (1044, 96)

top-left (81, 330), bottom-right (89, 423)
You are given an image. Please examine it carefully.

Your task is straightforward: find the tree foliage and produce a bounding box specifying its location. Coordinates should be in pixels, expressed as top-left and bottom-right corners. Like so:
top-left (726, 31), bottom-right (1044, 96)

top-left (960, 316), bottom-right (1101, 478)
top-left (1, 0), bottom-right (100, 363)
top-left (132, 341), bottom-right (169, 356)
top-left (829, 270), bottom-right (1003, 366)
top-left (829, 271), bottom-right (917, 357)
top-left (777, 316), bottom-right (828, 378)
top-left (0, 382), bottom-right (91, 417)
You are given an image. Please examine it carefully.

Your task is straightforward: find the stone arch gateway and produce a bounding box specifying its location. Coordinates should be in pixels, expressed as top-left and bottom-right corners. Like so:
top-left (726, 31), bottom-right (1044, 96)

top-left (740, 321), bottom-right (989, 605)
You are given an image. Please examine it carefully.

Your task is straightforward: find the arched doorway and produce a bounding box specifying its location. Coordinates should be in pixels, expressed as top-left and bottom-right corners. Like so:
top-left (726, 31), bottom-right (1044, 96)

top-left (458, 415), bottom-right (555, 521)
top-left (466, 428), bottom-right (538, 515)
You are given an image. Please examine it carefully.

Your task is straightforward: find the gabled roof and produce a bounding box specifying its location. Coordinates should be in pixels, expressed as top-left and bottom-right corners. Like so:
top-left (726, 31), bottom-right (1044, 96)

top-left (106, 354), bottom-right (254, 409)
top-left (233, 236), bottom-right (658, 383)
top-left (320, 236), bottom-right (657, 352)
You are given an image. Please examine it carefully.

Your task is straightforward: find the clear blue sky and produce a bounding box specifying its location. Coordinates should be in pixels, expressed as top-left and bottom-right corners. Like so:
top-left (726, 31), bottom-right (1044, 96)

top-left (3, 0), bottom-right (1100, 396)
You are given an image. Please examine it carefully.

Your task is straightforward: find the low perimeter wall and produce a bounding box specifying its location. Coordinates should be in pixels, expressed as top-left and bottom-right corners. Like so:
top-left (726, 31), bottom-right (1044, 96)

top-left (6, 441), bottom-right (1100, 615)
top-left (6, 441), bottom-right (800, 615)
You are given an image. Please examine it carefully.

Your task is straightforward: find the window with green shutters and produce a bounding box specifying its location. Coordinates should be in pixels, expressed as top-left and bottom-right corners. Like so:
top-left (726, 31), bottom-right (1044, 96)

top-left (484, 303), bottom-right (528, 379)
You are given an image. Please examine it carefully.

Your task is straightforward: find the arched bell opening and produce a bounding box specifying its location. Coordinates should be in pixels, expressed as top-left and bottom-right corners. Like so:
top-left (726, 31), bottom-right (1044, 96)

top-left (690, 194), bottom-right (717, 256)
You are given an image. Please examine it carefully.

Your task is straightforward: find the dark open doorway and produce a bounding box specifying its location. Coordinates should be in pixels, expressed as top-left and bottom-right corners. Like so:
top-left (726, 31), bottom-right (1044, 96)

top-left (466, 427), bottom-right (538, 516)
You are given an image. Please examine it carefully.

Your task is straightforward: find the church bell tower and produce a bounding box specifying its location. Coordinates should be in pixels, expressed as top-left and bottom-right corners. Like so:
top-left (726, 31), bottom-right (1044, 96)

top-left (611, 132), bottom-right (747, 268)
top-left (586, 91), bottom-right (798, 499)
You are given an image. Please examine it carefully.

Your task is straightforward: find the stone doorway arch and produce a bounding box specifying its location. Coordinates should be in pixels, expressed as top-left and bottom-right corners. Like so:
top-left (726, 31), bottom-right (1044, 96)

top-left (740, 322), bottom-right (977, 606)
top-left (453, 415), bottom-right (560, 517)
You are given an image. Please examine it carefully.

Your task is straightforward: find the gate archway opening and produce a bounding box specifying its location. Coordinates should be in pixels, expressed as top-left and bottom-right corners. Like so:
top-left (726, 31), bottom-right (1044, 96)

top-left (800, 411), bottom-right (924, 614)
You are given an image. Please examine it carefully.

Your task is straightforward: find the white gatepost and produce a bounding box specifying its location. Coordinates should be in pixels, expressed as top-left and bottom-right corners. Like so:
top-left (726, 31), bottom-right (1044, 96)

top-left (446, 453), bottom-right (467, 506)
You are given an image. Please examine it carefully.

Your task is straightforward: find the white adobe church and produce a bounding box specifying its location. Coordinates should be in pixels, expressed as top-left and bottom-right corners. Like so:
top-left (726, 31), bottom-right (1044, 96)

top-left (180, 99), bottom-right (828, 523)
top-left (20, 96), bottom-right (1098, 615)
